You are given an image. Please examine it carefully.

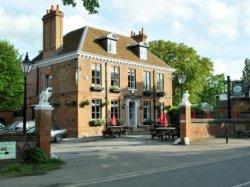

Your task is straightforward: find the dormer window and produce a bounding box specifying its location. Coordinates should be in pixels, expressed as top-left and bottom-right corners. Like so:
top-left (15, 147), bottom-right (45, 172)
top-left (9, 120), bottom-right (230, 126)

top-left (128, 42), bottom-right (148, 60)
top-left (139, 46), bottom-right (147, 60)
top-left (96, 33), bottom-right (118, 54)
top-left (107, 39), bottom-right (117, 54)
top-left (106, 33), bottom-right (118, 54)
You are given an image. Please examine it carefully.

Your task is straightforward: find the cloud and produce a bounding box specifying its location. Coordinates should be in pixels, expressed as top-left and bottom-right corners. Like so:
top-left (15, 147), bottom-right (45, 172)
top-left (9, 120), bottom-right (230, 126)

top-left (213, 58), bottom-right (244, 79)
top-left (0, 0), bottom-right (249, 79)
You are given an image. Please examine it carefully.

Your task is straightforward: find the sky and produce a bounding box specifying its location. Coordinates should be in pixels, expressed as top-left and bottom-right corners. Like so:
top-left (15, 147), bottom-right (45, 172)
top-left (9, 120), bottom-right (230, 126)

top-left (0, 0), bottom-right (249, 80)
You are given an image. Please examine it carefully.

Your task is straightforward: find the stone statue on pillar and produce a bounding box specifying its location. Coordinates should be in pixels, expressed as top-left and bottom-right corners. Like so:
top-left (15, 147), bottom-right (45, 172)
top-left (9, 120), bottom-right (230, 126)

top-left (180, 91), bottom-right (191, 107)
top-left (35, 87), bottom-right (53, 110)
top-left (34, 87), bottom-right (53, 156)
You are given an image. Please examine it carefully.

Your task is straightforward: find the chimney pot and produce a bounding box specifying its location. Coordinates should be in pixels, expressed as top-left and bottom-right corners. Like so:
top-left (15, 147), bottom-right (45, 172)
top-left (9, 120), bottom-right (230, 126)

top-left (56, 4), bottom-right (60, 10)
top-left (51, 5), bottom-right (54, 11)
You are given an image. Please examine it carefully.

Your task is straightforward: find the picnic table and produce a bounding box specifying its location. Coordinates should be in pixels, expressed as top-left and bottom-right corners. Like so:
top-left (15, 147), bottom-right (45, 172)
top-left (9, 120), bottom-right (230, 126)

top-left (151, 126), bottom-right (178, 141)
top-left (102, 126), bottom-right (128, 138)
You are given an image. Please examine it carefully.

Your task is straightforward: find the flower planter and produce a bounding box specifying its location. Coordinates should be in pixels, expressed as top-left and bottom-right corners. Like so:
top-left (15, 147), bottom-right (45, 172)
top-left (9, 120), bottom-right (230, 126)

top-left (109, 86), bottom-right (121, 93)
top-left (143, 90), bottom-right (152, 96)
top-left (89, 119), bottom-right (105, 127)
top-left (90, 85), bottom-right (104, 92)
top-left (156, 91), bottom-right (166, 97)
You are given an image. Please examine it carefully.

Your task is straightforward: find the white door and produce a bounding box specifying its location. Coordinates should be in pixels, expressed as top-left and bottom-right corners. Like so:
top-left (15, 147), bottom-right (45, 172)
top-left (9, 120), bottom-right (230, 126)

top-left (129, 102), bottom-right (135, 127)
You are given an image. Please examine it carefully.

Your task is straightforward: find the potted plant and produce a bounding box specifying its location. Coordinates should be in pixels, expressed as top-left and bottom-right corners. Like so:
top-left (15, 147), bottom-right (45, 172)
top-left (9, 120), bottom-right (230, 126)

top-left (79, 100), bottom-right (90, 108)
top-left (143, 90), bottom-right (152, 96)
top-left (109, 86), bottom-right (121, 93)
top-left (90, 85), bottom-right (104, 92)
top-left (156, 91), bottom-right (166, 97)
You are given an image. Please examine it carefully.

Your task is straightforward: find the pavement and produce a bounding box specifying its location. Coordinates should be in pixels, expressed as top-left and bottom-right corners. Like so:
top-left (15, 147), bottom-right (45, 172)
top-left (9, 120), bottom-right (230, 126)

top-left (1, 135), bottom-right (250, 187)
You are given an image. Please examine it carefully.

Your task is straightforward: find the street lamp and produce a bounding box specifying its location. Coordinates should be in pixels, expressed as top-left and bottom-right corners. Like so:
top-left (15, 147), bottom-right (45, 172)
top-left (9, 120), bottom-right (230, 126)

top-left (20, 52), bottom-right (34, 133)
top-left (178, 73), bottom-right (186, 101)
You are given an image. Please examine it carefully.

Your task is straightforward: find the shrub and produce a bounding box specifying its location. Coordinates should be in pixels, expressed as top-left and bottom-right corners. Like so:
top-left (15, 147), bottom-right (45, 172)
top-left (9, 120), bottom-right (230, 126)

top-left (23, 147), bottom-right (49, 164)
top-left (117, 119), bottom-right (124, 126)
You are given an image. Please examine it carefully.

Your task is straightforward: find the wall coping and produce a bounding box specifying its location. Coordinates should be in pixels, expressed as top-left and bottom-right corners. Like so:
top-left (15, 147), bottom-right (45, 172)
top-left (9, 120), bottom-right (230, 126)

top-left (191, 118), bottom-right (250, 124)
top-left (0, 133), bottom-right (37, 141)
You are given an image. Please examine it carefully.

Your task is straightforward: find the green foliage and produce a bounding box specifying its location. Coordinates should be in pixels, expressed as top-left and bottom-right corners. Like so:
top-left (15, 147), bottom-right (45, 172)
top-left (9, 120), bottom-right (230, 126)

top-left (62, 0), bottom-right (99, 14)
top-left (200, 74), bottom-right (226, 104)
top-left (242, 58), bottom-right (250, 89)
top-left (0, 40), bottom-right (23, 111)
top-left (117, 119), bottom-right (124, 126)
top-left (23, 147), bottom-right (49, 164)
top-left (0, 163), bottom-right (33, 177)
top-left (167, 106), bottom-right (180, 126)
top-left (0, 158), bottom-right (64, 178)
top-left (149, 40), bottom-right (214, 105)
top-left (89, 119), bottom-right (105, 126)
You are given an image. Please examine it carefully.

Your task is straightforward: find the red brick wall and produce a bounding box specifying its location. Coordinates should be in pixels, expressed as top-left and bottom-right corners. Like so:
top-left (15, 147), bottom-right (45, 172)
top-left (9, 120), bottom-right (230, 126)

top-left (0, 111), bottom-right (14, 123)
top-left (188, 119), bottom-right (250, 141)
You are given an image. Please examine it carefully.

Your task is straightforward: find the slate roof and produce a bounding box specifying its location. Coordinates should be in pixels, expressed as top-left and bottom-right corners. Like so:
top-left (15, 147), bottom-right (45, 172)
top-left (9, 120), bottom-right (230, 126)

top-left (32, 26), bottom-right (170, 69)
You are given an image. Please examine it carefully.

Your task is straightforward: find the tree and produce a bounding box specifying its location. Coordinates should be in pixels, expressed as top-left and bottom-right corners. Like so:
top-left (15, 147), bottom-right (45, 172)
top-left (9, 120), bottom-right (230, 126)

top-left (242, 58), bottom-right (250, 89)
top-left (200, 74), bottom-right (226, 105)
top-left (149, 40), bottom-right (214, 105)
top-left (62, 0), bottom-right (99, 14)
top-left (0, 40), bottom-right (23, 111)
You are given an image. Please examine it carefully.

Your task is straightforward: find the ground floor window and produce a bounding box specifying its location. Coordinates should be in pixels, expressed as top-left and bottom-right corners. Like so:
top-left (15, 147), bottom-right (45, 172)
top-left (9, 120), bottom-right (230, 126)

top-left (143, 101), bottom-right (151, 121)
top-left (157, 102), bottom-right (164, 118)
top-left (92, 99), bottom-right (102, 119)
top-left (111, 100), bottom-right (120, 119)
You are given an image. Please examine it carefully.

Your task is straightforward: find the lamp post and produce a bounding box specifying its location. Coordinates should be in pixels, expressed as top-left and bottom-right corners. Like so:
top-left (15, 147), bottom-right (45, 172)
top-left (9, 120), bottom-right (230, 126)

top-left (178, 73), bottom-right (187, 101)
top-left (20, 52), bottom-right (34, 133)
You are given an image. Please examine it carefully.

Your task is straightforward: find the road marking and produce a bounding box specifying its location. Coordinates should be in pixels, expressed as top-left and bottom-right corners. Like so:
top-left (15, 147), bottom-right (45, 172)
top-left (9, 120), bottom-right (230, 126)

top-left (232, 181), bottom-right (250, 187)
top-left (51, 151), bottom-right (250, 186)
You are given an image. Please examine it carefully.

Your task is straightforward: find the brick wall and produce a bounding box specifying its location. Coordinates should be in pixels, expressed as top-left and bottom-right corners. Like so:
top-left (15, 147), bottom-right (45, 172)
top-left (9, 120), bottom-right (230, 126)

top-left (0, 134), bottom-right (37, 164)
top-left (188, 119), bottom-right (250, 141)
top-left (27, 57), bottom-right (172, 138)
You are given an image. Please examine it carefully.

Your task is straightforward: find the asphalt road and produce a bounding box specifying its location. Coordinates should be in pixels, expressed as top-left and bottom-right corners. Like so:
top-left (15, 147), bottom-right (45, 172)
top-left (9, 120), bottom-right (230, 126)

top-left (1, 136), bottom-right (250, 187)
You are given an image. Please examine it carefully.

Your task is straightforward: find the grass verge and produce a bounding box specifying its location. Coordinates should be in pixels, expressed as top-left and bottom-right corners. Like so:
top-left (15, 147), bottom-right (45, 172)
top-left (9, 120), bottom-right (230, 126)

top-left (0, 158), bottom-right (64, 179)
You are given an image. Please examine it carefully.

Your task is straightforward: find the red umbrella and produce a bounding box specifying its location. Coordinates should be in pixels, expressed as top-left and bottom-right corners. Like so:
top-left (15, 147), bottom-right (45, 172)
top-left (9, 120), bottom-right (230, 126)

top-left (162, 113), bottom-right (168, 127)
top-left (110, 113), bottom-right (117, 126)
top-left (157, 112), bottom-right (165, 127)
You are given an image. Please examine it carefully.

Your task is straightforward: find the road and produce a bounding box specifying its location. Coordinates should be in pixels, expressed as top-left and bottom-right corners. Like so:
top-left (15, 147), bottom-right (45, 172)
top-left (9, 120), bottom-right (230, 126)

top-left (1, 136), bottom-right (250, 187)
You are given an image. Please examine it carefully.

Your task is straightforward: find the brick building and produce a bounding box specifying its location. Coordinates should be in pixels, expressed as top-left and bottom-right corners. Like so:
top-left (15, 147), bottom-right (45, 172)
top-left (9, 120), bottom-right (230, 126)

top-left (27, 5), bottom-right (174, 137)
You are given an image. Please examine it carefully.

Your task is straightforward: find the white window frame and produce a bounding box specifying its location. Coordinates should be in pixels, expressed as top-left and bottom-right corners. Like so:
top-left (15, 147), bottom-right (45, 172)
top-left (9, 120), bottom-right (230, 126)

top-left (128, 69), bottom-right (136, 89)
top-left (139, 46), bottom-right (147, 60)
top-left (111, 66), bottom-right (120, 87)
top-left (111, 100), bottom-right (120, 119)
top-left (92, 99), bottom-right (102, 119)
top-left (92, 64), bottom-right (102, 86)
top-left (107, 39), bottom-right (117, 54)
top-left (143, 102), bottom-right (151, 121)
top-left (143, 71), bottom-right (151, 90)
top-left (157, 73), bottom-right (164, 91)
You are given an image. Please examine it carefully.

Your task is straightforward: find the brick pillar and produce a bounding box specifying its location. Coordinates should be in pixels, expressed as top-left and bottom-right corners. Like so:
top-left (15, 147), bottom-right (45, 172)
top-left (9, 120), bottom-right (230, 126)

top-left (180, 105), bottom-right (191, 145)
top-left (35, 105), bottom-right (53, 156)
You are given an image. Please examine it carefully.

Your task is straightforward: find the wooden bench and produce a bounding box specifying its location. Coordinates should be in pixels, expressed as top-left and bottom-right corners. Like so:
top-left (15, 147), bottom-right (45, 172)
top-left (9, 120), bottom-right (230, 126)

top-left (151, 130), bottom-right (164, 141)
top-left (102, 126), bottom-right (128, 138)
top-left (235, 124), bottom-right (250, 138)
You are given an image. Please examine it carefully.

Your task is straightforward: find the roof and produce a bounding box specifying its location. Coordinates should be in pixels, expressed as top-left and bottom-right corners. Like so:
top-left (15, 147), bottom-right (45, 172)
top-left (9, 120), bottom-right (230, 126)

top-left (33, 26), bottom-right (170, 69)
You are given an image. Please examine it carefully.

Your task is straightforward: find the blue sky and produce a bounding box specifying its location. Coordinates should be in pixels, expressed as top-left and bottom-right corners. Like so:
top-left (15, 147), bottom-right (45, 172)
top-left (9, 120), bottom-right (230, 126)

top-left (0, 0), bottom-right (249, 79)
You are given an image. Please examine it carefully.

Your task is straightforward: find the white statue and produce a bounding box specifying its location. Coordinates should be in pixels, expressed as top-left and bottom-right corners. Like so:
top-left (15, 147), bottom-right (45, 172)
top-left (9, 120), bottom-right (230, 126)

top-left (39, 87), bottom-right (52, 105)
top-left (180, 91), bottom-right (191, 106)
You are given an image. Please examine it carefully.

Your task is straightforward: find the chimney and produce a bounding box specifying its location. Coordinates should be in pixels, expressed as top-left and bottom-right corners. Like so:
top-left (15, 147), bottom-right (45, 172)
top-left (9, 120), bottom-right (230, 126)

top-left (131, 28), bottom-right (147, 43)
top-left (42, 5), bottom-right (64, 59)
